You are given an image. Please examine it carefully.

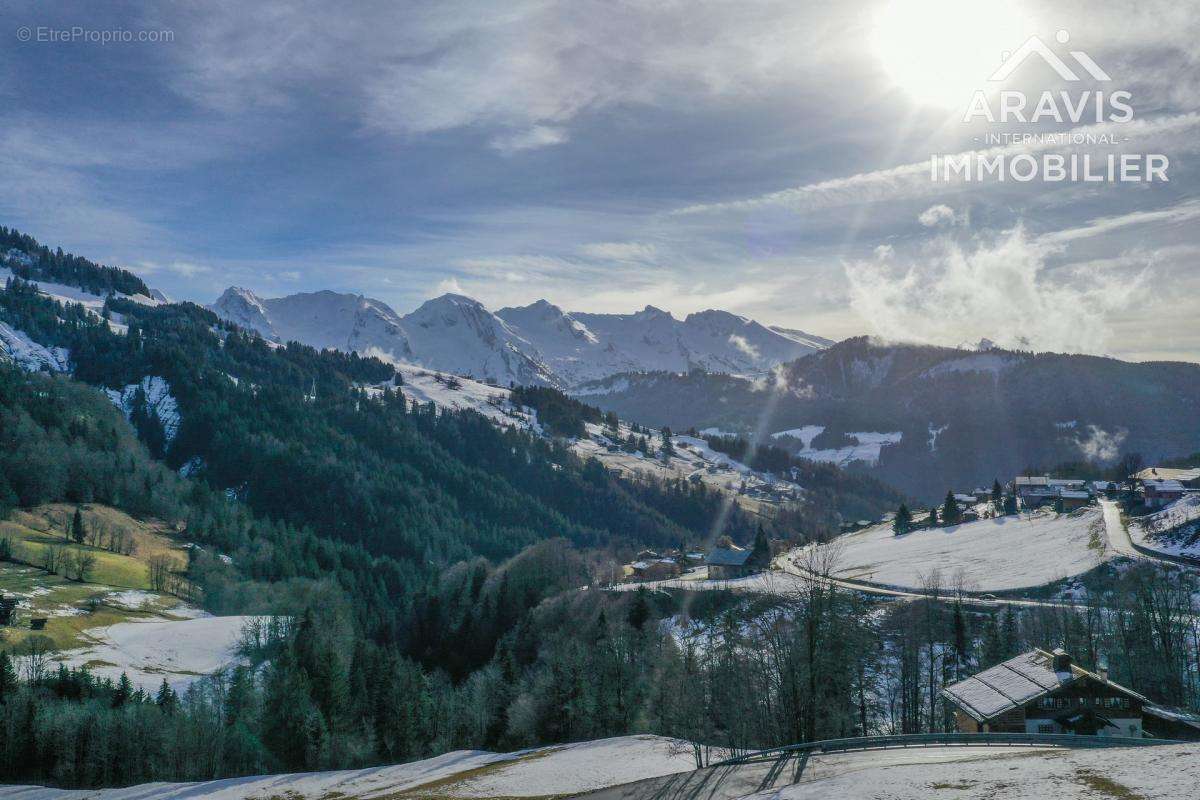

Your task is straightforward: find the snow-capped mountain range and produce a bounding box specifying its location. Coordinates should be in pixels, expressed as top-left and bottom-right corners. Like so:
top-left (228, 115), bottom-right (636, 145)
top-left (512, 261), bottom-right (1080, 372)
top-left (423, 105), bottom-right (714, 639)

top-left (210, 287), bottom-right (830, 388)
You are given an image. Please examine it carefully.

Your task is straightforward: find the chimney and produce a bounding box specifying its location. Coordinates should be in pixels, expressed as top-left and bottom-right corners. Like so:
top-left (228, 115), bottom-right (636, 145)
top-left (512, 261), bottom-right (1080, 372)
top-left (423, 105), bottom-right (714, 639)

top-left (1052, 648), bottom-right (1072, 672)
top-left (1098, 655), bottom-right (1109, 683)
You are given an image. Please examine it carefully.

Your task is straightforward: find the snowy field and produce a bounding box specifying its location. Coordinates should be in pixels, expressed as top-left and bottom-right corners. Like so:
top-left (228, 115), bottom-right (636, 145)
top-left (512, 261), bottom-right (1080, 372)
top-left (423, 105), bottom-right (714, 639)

top-left (770, 425), bottom-right (902, 466)
top-left (755, 742), bottom-right (1200, 800)
top-left (0, 735), bottom-right (698, 800)
top-left (1129, 495), bottom-right (1200, 559)
top-left (804, 508), bottom-right (1110, 591)
top-left (58, 615), bottom-right (261, 692)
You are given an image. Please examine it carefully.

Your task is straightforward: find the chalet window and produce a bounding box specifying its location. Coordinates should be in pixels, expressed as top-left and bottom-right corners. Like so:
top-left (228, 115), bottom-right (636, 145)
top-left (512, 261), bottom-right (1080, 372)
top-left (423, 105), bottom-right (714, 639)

top-left (1037, 724), bottom-right (1055, 734)
top-left (1040, 698), bottom-right (1054, 709)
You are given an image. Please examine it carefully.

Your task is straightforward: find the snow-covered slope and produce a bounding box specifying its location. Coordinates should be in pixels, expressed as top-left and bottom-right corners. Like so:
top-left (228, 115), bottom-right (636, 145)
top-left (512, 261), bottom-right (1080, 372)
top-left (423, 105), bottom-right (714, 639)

top-left (210, 287), bottom-right (827, 388)
top-left (800, 507), bottom-right (1110, 591)
top-left (105, 376), bottom-right (181, 443)
top-left (2, 735), bottom-right (699, 800)
top-left (0, 321), bottom-right (70, 372)
top-left (1128, 495), bottom-right (1200, 559)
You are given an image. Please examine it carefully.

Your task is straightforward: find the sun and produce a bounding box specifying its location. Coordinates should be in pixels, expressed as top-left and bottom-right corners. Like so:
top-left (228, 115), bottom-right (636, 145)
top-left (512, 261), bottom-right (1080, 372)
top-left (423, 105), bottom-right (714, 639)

top-left (870, 0), bottom-right (1034, 110)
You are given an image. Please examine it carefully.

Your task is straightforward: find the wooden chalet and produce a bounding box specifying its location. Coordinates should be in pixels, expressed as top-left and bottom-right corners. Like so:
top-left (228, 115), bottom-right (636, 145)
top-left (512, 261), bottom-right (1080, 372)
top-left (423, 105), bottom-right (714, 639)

top-left (942, 648), bottom-right (1147, 738)
top-left (704, 547), bottom-right (755, 579)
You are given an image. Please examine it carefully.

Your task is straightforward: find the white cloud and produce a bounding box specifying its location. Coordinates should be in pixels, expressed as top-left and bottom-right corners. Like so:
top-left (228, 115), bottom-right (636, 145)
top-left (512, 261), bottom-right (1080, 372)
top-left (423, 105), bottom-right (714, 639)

top-left (918, 204), bottom-right (960, 228)
top-left (674, 113), bottom-right (1200, 216)
top-left (434, 277), bottom-right (464, 296)
top-left (136, 260), bottom-right (211, 278)
top-left (489, 125), bottom-right (569, 154)
top-left (1039, 199), bottom-right (1200, 245)
top-left (1074, 424), bottom-right (1127, 463)
top-left (578, 241), bottom-right (658, 262)
top-left (728, 333), bottom-right (760, 359)
top-left (161, 0), bottom-right (847, 149)
top-left (844, 225), bottom-right (1146, 355)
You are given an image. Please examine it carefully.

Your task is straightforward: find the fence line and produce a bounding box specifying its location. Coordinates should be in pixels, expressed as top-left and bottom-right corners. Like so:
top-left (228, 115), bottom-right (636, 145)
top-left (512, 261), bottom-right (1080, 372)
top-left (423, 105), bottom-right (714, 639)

top-left (708, 732), bottom-right (1182, 767)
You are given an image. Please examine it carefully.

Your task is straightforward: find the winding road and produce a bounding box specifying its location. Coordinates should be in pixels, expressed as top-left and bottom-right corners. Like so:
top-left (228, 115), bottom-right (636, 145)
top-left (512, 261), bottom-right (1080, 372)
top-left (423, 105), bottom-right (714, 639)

top-left (1099, 498), bottom-right (1141, 558)
top-left (612, 501), bottom-right (1195, 610)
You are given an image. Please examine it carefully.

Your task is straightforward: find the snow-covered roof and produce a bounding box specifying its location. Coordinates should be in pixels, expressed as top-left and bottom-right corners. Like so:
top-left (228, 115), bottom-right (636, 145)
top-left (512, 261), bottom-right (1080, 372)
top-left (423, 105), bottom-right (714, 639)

top-left (1144, 479), bottom-right (1185, 492)
top-left (1059, 491), bottom-right (1091, 500)
top-left (705, 547), bottom-right (753, 567)
top-left (1014, 476), bottom-right (1050, 487)
top-left (1135, 467), bottom-right (1200, 482)
top-left (1143, 703), bottom-right (1200, 731)
top-left (941, 649), bottom-right (1147, 722)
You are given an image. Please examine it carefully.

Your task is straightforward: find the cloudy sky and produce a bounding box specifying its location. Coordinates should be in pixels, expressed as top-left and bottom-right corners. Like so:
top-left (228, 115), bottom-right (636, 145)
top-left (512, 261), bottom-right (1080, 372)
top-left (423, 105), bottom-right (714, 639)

top-left (2, 0), bottom-right (1198, 361)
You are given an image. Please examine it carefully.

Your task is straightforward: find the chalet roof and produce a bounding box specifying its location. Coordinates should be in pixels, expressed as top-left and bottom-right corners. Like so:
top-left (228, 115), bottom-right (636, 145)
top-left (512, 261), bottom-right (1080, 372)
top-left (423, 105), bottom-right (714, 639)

top-left (705, 547), bottom-right (753, 567)
top-left (1014, 476), bottom-right (1050, 487)
top-left (1048, 479), bottom-right (1085, 488)
top-left (1135, 467), bottom-right (1200, 482)
top-left (941, 649), bottom-right (1148, 723)
top-left (1144, 703), bottom-right (1200, 732)
top-left (1144, 479), bottom-right (1185, 492)
top-left (1058, 491), bottom-right (1091, 500)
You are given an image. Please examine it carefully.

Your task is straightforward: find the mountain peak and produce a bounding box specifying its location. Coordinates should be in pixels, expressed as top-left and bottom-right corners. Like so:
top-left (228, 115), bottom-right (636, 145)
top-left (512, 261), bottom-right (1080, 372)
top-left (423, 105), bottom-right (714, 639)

top-left (416, 292), bottom-right (488, 311)
top-left (210, 286), bottom-right (829, 388)
top-left (216, 286), bottom-right (264, 305)
top-left (637, 304), bottom-right (672, 319)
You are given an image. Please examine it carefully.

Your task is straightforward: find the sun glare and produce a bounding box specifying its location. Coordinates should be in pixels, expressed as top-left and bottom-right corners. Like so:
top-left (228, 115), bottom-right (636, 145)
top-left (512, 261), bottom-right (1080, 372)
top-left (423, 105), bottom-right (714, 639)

top-left (871, 0), bottom-right (1033, 110)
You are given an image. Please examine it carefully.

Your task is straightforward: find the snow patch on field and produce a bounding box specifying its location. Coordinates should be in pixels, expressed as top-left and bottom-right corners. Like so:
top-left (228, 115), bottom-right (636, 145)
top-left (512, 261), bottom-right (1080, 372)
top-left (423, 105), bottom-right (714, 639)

top-left (0, 735), bottom-right (698, 800)
top-left (0, 321), bottom-right (70, 372)
top-left (756, 742), bottom-right (1200, 800)
top-left (58, 615), bottom-right (260, 693)
top-left (800, 431), bottom-right (902, 467)
top-left (771, 425), bottom-right (824, 448)
top-left (803, 508), bottom-right (1110, 591)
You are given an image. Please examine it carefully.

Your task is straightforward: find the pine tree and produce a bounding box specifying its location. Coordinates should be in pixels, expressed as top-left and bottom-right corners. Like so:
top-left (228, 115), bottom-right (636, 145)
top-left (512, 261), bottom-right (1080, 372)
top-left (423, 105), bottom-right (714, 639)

top-left (155, 678), bottom-right (178, 713)
top-left (926, 506), bottom-right (938, 527)
top-left (113, 672), bottom-right (134, 708)
top-left (71, 507), bottom-right (86, 544)
top-left (941, 490), bottom-right (960, 525)
top-left (893, 504), bottom-right (912, 535)
top-left (0, 650), bottom-right (16, 704)
top-left (660, 426), bottom-right (675, 457)
top-left (627, 587), bottom-right (651, 630)
top-left (750, 525), bottom-right (770, 566)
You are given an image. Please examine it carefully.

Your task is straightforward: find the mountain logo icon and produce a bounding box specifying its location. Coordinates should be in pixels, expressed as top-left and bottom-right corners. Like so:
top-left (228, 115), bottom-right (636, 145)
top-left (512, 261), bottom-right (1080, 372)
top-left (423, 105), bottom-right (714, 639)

top-left (989, 30), bottom-right (1111, 82)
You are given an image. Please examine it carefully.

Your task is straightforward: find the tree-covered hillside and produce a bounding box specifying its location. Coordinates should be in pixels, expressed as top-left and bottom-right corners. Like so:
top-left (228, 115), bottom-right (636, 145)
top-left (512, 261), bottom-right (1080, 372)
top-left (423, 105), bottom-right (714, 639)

top-left (0, 226), bottom-right (151, 297)
top-left (577, 337), bottom-right (1200, 500)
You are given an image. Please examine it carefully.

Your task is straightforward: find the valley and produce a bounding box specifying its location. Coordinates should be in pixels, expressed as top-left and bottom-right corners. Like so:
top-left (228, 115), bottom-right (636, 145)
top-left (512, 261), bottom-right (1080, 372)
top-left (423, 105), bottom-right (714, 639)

top-left (2, 229), bottom-right (1200, 800)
